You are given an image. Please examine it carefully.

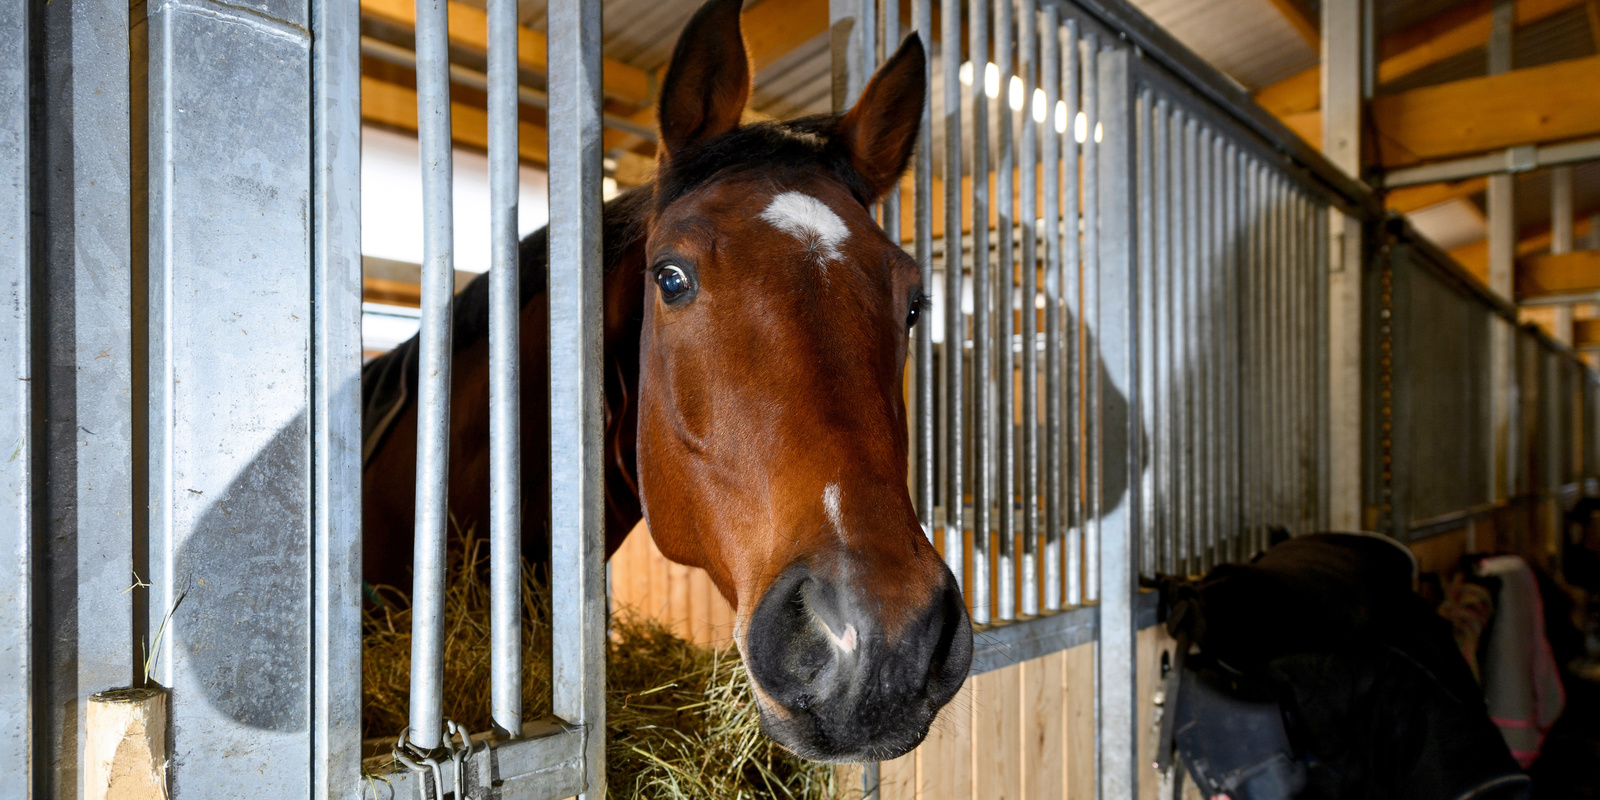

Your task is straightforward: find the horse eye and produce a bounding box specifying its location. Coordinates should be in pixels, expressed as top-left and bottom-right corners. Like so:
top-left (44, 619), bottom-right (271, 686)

top-left (656, 264), bottom-right (691, 301)
top-left (906, 305), bottom-right (920, 330)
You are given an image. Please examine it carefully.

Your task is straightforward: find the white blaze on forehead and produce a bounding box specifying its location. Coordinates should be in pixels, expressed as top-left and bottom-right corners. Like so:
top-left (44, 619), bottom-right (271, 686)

top-left (822, 483), bottom-right (844, 532)
top-left (759, 191), bottom-right (850, 263)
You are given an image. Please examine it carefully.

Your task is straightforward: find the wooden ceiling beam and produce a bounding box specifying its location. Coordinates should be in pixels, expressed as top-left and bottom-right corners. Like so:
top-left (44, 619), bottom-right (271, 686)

top-left (1518, 250), bottom-right (1600, 298)
top-left (1252, 0), bottom-right (1584, 123)
top-left (1387, 177), bottom-right (1489, 214)
top-left (1263, 0), bottom-right (1320, 48)
top-left (1371, 55), bottom-right (1600, 166)
top-left (1574, 318), bottom-right (1600, 348)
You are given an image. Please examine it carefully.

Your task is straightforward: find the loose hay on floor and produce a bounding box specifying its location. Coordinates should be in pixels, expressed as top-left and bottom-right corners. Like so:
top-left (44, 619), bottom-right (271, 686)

top-left (362, 535), bottom-right (852, 799)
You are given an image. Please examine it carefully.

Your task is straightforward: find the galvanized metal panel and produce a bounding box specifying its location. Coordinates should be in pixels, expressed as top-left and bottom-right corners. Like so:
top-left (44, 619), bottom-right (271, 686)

top-left (36, 0), bottom-right (139, 794)
top-left (144, 0), bottom-right (316, 794)
top-left (0, 0), bottom-right (31, 787)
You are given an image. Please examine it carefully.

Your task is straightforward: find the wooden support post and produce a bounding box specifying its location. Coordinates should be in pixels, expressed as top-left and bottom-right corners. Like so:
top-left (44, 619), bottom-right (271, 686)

top-left (1552, 165), bottom-right (1575, 343)
top-left (85, 688), bottom-right (168, 800)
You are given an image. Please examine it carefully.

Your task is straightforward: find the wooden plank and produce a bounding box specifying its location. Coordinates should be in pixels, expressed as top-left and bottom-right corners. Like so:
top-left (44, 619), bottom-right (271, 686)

top-left (1386, 177), bottom-right (1489, 214)
top-left (920, 679), bottom-right (974, 799)
top-left (1517, 250), bottom-right (1600, 298)
top-left (880, 749), bottom-right (919, 800)
top-left (743, 0), bottom-right (830, 73)
top-left (1136, 627), bottom-right (1176, 800)
top-left (1575, 318), bottom-right (1600, 348)
top-left (974, 665), bottom-right (1022, 800)
top-left (1065, 643), bottom-right (1096, 800)
top-left (1370, 55), bottom-right (1600, 166)
top-left (1263, 0), bottom-right (1320, 48)
top-left (361, 75), bottom-right (550, 164)
top-left (1023, 650), bottom-right (1066, 800)
top-left (360, 0), bottom-right (652, 106)
top-left (1254, 66), bottom-right (1320, 117)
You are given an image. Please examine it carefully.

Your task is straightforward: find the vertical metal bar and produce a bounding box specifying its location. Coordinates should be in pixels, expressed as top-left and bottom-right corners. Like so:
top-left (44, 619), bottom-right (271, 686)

top-left (1272, 175), bottom-right (1287, 533)
top-left (1095, 46), bottom-right (1139, 800)
top-left (1043, 7), bottom-right (1068, 604)
top-left (1195, 127), bottom-right (1212, 570)
top-left (1315, 202), bottom-right (1331, 529)
top-left (487, 0), bottom-right (523, 738)
top-left (1222, 144), bottom-right (1240, 562)
top-left (970, 0), bottom-right (992, 626)
top-left (0, 1), bottom-right (30, 783)
top-left (1154, 99), bottom-right (1173, 576)
top-left (941, 0), bottom-right (965, 592)
top-left (1020, 0), bottom-right (1041, 617)
top-left (1173, 110), bottom-right (1191, 574)
top-left (312, 0), bottom-right (366, 788)
top-left (881, 0), bottom-right (901, 258)
top-left (1298, 191), bottom-right (1313, 533)
top-left (1209, 135), bottom-right (1225, 564)
top-left (1137, 90), bottom-right (1156, 579)
top-left (1249, 160), bottom-right (1265, 554)
top-left (995, 0), bottom-right (1016, 623)
top-left (915, 0), bottom-right (936, 537)
top-left (549, 0), bottom-right (607, 794)
top-left (1082, 32), bottom-right (1101, 603)
top-left (409, 0), bottom-right (455, 750)
top-left (1551, 166), bottom-right (1573, 343)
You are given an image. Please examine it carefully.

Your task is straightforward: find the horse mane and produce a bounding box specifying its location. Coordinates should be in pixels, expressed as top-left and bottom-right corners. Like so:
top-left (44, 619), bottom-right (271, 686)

top-left (360, 186), bottom-right (653, 464)
top-left (653, 114), bottom-right (877, 216)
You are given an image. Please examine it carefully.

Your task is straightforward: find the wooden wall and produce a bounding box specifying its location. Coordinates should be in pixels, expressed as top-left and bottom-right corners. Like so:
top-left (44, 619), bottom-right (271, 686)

top-left (608, 524), bottom-right (1184, 799)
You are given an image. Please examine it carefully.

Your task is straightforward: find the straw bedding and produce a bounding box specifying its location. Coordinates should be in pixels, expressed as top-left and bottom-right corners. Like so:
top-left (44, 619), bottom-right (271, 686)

top-left (362, 533), bottom-right (852, 799)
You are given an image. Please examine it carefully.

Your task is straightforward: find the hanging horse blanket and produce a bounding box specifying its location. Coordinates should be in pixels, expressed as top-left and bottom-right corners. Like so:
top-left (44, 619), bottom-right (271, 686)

top-left (1160, 533), bottom-right (1531, 800)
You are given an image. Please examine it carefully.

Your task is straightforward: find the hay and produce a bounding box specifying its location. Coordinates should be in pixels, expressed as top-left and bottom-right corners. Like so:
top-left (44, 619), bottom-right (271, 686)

top-left (362, 533), bottom-right (851, 799)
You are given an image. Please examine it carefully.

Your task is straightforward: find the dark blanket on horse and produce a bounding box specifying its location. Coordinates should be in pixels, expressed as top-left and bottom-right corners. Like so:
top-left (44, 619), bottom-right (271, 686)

top-left (1162, 533), bottom-right (1529, 800)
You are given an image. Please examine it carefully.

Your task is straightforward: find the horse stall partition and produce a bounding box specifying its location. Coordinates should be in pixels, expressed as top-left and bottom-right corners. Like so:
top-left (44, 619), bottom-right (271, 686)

top-left (818, 1), bottom-right (1368, 797)
top-left (9, 0), bottom-right (609, 797)
top-left (1371, 218), bottom-right (1600, 569)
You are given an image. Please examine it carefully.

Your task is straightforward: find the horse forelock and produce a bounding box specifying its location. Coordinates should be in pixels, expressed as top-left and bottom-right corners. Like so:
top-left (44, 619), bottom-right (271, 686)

top-left (651, 116), bottom-right (877, 220)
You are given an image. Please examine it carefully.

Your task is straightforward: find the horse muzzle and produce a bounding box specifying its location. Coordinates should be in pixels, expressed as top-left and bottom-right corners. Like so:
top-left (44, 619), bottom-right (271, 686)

top-left (740, 561), bottom-right (972, 762)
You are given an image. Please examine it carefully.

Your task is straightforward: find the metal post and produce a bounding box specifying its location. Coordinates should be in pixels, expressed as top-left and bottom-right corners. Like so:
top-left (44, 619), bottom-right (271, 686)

top-left (915, 0), bottom-right (936, 537)
top-left (1095, 46), bottom-right (1139, 800)
top-left (970, 0), bottom-right (993, 626)
top-left (1137, 91), bottom-right (1156, 578)
top-left (1154, 100), bottom-right (1173, 574)
top-left (311, 0), bottom-right (366, 790)
top-left (409, 0), bottom-right (456, 750)
top-left (488, 0), bottom-right (523, 738)
top-left (942, 0), bottom-right (966, 591)
top-left (1488, 0), bottom-right (1516, 501)
top-left (548, 0), bottom-right (608, 795)
top-left (1082, 32), bottom-right (1102, 602)
top-left (1322, 0), bottom-right (1366, 531)
top-left (1046, 9), bottom-right (1069, 610)
top-left (0, 2), bottom-right (31, 785)
top-left (1551, 166), bottom-right (1574, 344)
top-left (995, 0), bottom-right (1017, 623)
top-left (1020, 0), bottom-right (1041, 617)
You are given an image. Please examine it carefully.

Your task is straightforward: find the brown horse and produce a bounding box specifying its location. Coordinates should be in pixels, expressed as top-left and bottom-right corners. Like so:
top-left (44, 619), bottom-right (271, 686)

top-left (361, 0), bottom-right (970, 761)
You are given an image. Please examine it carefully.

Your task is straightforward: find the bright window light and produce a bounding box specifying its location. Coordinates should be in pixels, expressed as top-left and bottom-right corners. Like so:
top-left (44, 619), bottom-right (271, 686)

top-left (1074, 111), bottom-right (1088, 143)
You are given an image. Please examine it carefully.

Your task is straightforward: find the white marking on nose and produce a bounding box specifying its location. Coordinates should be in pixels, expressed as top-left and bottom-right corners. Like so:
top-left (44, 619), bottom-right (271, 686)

top-left (759, 191), bottom-right (850, 263)
top-left (823, 483), bottom-right (844, 532)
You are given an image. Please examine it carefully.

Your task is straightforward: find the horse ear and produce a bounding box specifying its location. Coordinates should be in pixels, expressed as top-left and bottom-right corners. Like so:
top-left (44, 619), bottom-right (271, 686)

top-left (836, 35), bottom-right (927, 201)
top-left (657, 0), bottom-right (751, 159)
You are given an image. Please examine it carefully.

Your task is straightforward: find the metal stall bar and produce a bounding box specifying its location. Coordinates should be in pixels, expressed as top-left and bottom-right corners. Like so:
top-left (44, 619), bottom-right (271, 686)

top-left (1021, 0), bottom-right (1042, 618)
top-left (1082, 31), bottom-right (1102, 603)
top-left (488, 0), bottom-right (523, 738)
top-left (1045, 8), bottom-right (1068, 610)
top-left (1096, 45), bottom-right (1140, 800)
top-left (1222, 143), bottom-right (1240, 562)
top-left (311, 0), bottom-right (366, 790)
top-left (1208, 134), bottom-right (1225, 566)
top-left (548, 0), bottom-right (609, 794)
top-left (996, 0), bottom-right (1017, 623)
top-left (915, 0), bottom-right (936, 536)
top-left (410, 0), bottom-right (456, 750)
top-left (971, 0), bottom-right (993, 626)
top-left (0, 1), bottom-right (29, 785)
top-left (1062, 17), bottom-right (1082, 608)
top-left (1155, 99), bottom-right (1174, 576)
top-left (1248, 159), bottom-right (1266, 554)
top-left (1172, 109), bottom-right (1191, 574)
top-left (1137, 90), bottom-right (1157, 578)
top-left (942, 0), bottom-right (965, 591)
top-left (882, 0), bottom-right (899, 245)
top-left (1197, 125), bottom-right (1214, 570)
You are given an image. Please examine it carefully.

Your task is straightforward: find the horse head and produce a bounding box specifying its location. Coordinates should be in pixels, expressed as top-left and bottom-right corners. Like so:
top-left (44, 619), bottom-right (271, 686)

top-left (636, 0), bottom-right (971, 763)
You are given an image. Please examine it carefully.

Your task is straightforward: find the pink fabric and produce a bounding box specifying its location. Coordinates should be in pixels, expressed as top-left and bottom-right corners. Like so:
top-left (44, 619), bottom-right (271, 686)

top-left (1476, 556), bottom-right (1566, 768)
